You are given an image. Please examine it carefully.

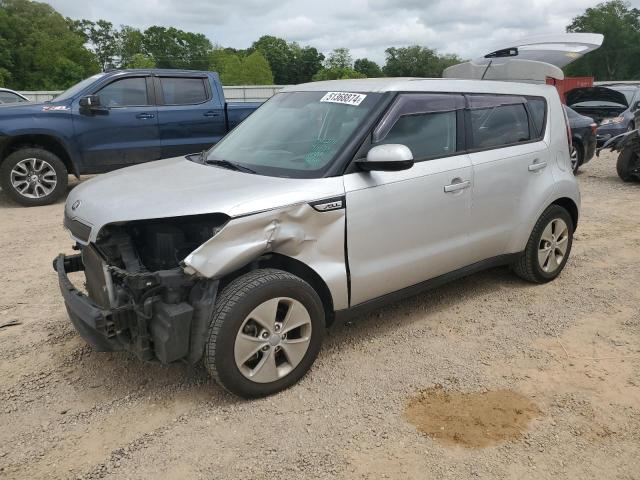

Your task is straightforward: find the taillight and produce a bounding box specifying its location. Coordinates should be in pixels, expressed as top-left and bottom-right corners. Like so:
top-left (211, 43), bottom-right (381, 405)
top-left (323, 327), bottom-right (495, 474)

top-left (562, 107), bottom-right (572, 150)
top-left (590, 123), bottom-right (597, 135)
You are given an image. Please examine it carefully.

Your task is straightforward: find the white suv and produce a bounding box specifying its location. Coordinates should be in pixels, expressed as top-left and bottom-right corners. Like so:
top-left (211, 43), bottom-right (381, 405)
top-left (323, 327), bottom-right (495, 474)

top-left (55, 77), bottom-right (579, 397)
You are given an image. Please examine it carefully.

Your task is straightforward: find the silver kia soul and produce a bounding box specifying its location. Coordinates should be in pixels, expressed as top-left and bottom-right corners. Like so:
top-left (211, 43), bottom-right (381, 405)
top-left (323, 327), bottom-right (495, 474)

top-left (55, 76), bottom-right (580, 397)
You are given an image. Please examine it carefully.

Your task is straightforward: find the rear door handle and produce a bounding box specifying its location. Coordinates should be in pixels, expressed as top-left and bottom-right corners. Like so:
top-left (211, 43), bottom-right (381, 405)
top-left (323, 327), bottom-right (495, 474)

top-left (136, 113), bottom-right (155, 120)
top-left (444, 179), bottom-right (471, 193)
top-left (204, 111), bottom-right (221, 117)
top-left (528, 160), bottom-right (547, 172)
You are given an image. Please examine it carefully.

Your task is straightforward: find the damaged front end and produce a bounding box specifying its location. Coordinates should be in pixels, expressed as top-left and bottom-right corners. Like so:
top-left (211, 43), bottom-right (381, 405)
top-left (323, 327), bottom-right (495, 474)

top-left (54, 213), bottom-right (228, 364)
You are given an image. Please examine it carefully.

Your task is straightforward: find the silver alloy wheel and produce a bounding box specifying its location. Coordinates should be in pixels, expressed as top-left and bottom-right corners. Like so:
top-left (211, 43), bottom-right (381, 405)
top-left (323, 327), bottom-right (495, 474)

top-left (570, 145), bottom-right (578, 171)
top-left (234, 297), bottom-right (312, 383)
top-left (538, 218), bottom-right (569, 273)
top-left (10, 158), bottom-right (57, 199)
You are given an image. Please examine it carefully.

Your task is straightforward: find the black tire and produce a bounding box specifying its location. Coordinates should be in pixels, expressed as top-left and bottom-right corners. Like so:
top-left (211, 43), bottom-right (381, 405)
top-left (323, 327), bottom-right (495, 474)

top-left (0, 148), bottom-right (68, 206)
top-left (570, 141), bottom-right (583, 174)
top-left (204, 269), bottom-right (325, 398)
top-left (616, 148), bottom-right (640, 182)
top-left (512, 204), bottom-right (574, 283)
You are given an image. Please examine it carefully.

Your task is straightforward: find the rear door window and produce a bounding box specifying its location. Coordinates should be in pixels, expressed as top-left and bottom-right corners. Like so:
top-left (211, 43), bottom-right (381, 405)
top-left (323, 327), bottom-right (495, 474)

top-left (373, 94), bottom-right (463, 161)
top-left (160, 77), bottom-right (208, 105)
top-left (467, 95), bottom-right (530, 149)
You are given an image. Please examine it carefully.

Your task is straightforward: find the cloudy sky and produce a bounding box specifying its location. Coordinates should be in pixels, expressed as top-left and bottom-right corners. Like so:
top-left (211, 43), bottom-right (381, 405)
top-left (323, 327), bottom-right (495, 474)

top-left (45, 0), bottom-right (639, 63)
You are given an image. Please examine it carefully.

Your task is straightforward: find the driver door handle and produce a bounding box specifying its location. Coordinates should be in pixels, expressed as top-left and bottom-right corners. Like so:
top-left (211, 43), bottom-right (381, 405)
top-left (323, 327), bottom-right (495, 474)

top-left (444, 179), bottom-right (471, 193)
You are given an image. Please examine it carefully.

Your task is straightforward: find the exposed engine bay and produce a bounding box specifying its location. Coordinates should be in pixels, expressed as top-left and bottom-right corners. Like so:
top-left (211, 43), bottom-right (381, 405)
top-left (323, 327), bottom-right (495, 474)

top-left (60, 213), bottom-right (229, 364)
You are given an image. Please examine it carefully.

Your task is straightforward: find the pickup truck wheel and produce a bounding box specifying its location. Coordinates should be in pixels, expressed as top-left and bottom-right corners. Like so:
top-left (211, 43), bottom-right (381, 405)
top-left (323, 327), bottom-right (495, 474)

top-left (204, 269), bottom-right (325, 398)
top-left (616, 149), bottom-right (640, 182)
top-left (0, 148), bottom-right (68, 206)
top-left (512, 204), bottom-right (574, 283)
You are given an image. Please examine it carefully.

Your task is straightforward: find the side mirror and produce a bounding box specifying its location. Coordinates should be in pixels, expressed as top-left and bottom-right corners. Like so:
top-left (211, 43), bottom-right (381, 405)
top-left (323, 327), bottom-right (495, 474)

top-left (356, 144), bottom-right (414, 172)
top-left (79, 95), bottom-right (107, 114)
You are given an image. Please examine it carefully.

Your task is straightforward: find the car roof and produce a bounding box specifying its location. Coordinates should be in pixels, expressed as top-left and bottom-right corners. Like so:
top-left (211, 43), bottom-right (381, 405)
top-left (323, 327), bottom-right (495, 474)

top-left (281, 78), bottom-right (556, 97)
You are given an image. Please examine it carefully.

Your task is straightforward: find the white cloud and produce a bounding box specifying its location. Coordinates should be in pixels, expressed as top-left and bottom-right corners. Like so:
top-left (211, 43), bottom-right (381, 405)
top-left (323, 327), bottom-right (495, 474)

top-left (44, 0), bottom-right (637, 64)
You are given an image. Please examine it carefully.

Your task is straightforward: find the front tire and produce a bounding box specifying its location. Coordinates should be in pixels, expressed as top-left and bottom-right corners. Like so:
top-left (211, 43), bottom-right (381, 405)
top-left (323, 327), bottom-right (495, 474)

top-left (616, 148), bottom-right (640, 182)
top-left (0, 148), bottom-right (68, 206)
top-left (204, 269), bottom-right (325, 398)
top-left (512, 205), bottom-right (574, 283)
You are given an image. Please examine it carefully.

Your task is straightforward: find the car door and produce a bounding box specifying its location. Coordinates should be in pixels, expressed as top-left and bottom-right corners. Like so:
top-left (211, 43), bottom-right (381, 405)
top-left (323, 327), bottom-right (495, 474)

top-left (154, 75), bottom-right (227, 158)
top-left (344, 93), bottom-right (474, 306)
top-left (464, 95), bottom-right (555, 262)
top-left (72, 75), bottom-right (160, 171)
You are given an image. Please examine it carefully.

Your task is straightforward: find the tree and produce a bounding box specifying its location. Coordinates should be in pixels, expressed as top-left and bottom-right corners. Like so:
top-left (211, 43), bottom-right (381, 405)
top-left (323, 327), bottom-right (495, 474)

top-left (383, 46), bottom-right (461, 78)
top-left (289, 43), bottom-right (324, 84)
top-left (216, 50), bottom-right (274, 85)
top-left (0, 0), bottom-right (99, 90)
top-left (67, 19), bottom-right (119, 70)
top-left (142, 26), bottom-right (213, 70)
top-left (312, 48), bottom-right (365, 81)
top-left (251, 35), bottom-right (294, 84)
top-left (566, 0), bottom-right (640, 80)
top-left (354, 58), bottom-right (382, 77)
top-left (117, 26), bottom-right (145, 68)
top-left (124, 53), bottom-right (155, 69)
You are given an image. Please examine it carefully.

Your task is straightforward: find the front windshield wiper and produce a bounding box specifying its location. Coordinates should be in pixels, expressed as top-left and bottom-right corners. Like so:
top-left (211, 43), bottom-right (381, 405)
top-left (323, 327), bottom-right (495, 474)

top-left (205, 157), bottom-right (257, 174)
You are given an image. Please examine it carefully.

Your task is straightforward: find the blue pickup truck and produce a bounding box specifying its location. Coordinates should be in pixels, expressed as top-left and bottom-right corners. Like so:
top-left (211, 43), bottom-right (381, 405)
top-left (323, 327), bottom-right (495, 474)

top-left (0, 69), bottom-right (260, 206)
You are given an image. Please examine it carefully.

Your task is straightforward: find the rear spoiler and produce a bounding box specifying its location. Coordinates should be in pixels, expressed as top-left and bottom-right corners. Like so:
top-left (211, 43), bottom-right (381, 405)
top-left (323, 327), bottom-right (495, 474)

top-left (443, 33), bottom-right (603, 84)
top-left (443, 59), bottom-right (564, 83)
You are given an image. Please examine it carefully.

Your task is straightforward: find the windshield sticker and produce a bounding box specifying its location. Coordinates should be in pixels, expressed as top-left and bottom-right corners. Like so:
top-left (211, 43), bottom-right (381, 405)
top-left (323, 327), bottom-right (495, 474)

top-left (320, 92), bottom-right (367, 106)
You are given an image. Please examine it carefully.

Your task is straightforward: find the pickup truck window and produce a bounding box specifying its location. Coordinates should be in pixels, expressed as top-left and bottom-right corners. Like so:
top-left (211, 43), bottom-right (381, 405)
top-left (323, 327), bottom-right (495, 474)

top-left (205, 91), bottom-right (383, 178)
top-left (55, 73), bottom-right (106, 102)
top-left (97, 77), bottom-right (149, 107)
top-left (160, 77), bottom-right (208, 105)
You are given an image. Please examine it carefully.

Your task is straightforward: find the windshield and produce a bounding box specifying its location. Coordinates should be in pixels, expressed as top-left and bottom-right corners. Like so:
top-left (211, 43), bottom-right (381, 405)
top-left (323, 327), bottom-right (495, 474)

top-left (609, 87), bottom-right (636, 105)
top-left (205, 91), bottom-right (383, 178)
top-left (54, 74), bottom-right (106, 102)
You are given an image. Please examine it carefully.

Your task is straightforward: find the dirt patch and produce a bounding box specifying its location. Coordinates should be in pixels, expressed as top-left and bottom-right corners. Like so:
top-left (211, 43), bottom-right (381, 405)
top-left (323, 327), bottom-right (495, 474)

top-left (404, 386), bottom-right (540, 448)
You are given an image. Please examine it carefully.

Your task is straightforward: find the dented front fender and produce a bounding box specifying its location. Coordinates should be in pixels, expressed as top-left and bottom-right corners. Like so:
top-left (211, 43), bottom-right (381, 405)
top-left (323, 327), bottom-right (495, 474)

top-left (183, 201), bottom-right (349, 310)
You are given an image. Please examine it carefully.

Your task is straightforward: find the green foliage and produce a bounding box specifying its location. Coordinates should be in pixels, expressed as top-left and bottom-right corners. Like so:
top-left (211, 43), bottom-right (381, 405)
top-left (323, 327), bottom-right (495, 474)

top-left (142, 26), bottom-right (212, 70)
top-left (565, 0), bottom-right (640, 80)
top-left (124, 53), bottom-right (155, 69)
top-left (67, 19), bottom-right (119, 70)
top-left (383, 46), bottom-right (461, 78)
top-left (354, 58), bottom-right (382, 77)
top-left (117, 26), bottom-right (145, 68)
top-left (312, 48), bottom-right (365, 81)
top-left (0, 0), bottom-right (99, 90)
top-left (216, 50), bottom-right (274, 85)
top-left (251, 35), bottom-right (324, 84)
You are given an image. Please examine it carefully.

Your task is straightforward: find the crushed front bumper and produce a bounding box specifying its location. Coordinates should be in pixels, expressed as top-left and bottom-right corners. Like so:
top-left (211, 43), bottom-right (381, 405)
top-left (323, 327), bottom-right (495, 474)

top-left (54, 253), bottom-right (122, 352)
top-left (54, 252), bottom-right (219, 364)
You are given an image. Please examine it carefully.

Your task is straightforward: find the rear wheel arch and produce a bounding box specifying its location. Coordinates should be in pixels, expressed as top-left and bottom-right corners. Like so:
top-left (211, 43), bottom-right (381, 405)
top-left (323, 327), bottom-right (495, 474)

top-left (0, 134), bottom-right (77, 177)
top-left (551, 197), bottom-right (579, 229)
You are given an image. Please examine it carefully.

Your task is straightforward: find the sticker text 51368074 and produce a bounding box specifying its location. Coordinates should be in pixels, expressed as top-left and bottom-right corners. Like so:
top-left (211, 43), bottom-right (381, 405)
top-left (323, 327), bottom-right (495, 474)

top-left (320, 92), bottom-right (367, 106)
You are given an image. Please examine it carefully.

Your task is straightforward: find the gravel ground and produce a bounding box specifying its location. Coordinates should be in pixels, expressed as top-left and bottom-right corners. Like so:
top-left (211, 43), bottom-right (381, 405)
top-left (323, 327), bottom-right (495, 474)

top-left (0, 151), bottom-right (639, 480)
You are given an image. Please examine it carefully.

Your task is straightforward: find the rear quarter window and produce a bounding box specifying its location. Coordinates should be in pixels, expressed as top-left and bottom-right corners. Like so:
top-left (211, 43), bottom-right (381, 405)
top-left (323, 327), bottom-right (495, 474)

top-left (527, 97), bottom-right (547, 138)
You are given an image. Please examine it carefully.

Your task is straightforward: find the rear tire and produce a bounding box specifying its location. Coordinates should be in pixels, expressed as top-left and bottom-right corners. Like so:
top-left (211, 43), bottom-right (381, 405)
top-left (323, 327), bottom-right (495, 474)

top-left (616, 148), bottom-right (640, 182)
top-left (204, 269), bottom-right (325, 398)
top-left (512, 205), bottom-right (574, 283)
top-left (0, 148), bottom-right (68, 206)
